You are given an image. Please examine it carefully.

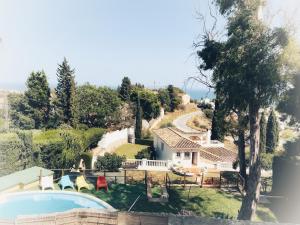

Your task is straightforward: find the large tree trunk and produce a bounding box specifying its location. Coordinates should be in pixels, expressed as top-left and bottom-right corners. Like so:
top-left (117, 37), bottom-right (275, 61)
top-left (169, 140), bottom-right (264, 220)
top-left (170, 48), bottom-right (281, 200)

top-left (238, 104), bottom-right (261, 220)
top-left (238, 126), bottom-right (247, 183)
top-left (237, 112), bottom-right (247, 184)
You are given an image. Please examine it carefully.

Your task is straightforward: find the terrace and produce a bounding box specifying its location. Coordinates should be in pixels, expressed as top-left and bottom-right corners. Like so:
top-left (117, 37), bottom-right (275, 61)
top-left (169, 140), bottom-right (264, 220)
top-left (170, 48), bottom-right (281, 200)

top-left (0, 167), bottom-right (276, 223)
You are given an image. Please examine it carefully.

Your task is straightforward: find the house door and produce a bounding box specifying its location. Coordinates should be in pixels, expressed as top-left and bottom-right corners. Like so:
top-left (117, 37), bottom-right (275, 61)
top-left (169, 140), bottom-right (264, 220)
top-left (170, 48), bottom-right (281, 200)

top-left (192, 152), bottom-right (197, 165)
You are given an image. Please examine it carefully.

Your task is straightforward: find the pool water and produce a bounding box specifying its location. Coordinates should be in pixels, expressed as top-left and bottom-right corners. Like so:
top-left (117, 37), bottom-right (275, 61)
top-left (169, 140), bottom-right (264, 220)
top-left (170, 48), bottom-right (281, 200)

top-left (0, 191), bottom-right (114, 219)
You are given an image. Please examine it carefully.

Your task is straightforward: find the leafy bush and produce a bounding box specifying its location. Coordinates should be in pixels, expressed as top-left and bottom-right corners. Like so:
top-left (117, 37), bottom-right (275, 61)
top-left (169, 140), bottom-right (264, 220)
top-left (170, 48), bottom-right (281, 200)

top-left (95, 153), bottom-right (125, 171)
top-left (260, 152), bottom-right (274, 170)
top-left (81, 152), bottom-right (93, 169)
top-left (135, 147), bottom-right (151, 159)
top-left (203, 109), bottom-right (214, 119)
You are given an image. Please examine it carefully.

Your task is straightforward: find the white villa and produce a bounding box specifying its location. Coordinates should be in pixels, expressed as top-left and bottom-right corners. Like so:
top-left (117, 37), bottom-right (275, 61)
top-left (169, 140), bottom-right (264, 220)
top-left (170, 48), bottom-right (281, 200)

top-left (153, 127), bottom-right (237, 170)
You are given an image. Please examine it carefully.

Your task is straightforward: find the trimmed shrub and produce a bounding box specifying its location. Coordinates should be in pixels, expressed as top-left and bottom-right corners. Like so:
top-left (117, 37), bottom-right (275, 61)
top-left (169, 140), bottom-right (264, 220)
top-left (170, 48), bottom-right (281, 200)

top-left (95, 153), bottom-right (125, 172)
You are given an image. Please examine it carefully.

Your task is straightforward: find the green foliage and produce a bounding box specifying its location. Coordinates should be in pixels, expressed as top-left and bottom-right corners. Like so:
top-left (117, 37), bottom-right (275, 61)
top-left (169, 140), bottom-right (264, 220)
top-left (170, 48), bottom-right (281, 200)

top-left (135, 147), bottom-right (151, 159)
top-left (8, 93), bottom-right (35, 129)
top-left (167, 85), bottom-right (181, 112)
top-left (77, 84), bottom-right (122, 128)
top-left (135, 138), bottom-right (153, 146)
top-left (95, 153), bottom-right (125, 171)
top-left (118, 76), bottom-right (132, 101)
top-left (260, 152), bottom-right (273, 170)
top-left (33, 128), bottom-right (104, 169)
top-left (203, 109), bottom-right (214, 119)
top-left (80, 152), bottom-right (93, 169)
top-left (278, 75), bottom-right (300, 121)
top-left (266, 110), bottom-right (279, 153)
top-left (0, 133), bottom-right (24, 176)
top-left (135, 96), bottom-right (142, 139)
top-left (130, 87), bottom-right (160, 120)
top-left (158, 89), bottom-right (171, 111)
top-left (211, 97), bottom-right (226, 142)
top-left (60, 130), bottom-right (85, 168)
top-left (259, 112), bottom-right (267, 153)
top-left (55, 58), bottom-right (78, 127)
top-left (84, 128), bottom-right (105, 149)
top-left (25, 71), bottom-right (51, 128)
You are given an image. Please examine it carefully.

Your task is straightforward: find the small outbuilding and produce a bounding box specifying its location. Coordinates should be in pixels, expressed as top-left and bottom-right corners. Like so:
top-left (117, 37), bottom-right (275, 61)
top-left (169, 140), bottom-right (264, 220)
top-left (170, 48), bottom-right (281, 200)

top-left (0, 166), bottom-right (53, 193)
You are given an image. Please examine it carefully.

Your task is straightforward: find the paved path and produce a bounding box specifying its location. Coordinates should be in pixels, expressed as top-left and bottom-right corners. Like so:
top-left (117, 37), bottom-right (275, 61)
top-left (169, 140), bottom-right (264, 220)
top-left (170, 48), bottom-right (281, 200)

top-left (172, 110), bottom-right (202, 133)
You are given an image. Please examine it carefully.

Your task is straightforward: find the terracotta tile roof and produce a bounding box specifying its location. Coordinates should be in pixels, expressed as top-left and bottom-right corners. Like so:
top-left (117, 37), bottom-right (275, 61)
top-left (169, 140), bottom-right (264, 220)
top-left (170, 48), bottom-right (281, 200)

top-left (153, 128), bottom-right (200, 149)
top-left (201, 147), bottom-right (237, 162)
top-left (153, 127), bottom-right (237, 163)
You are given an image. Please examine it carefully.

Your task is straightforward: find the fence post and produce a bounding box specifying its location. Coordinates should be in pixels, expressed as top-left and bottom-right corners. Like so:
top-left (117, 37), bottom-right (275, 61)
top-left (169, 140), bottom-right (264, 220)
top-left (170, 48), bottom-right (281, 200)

top-left (200, 172), bottom-right (204, 188)
top-left (219, 172), bottom-right (222, 188)
top-left (124, 170), bottom-right (127, 185)
top-left (183, 173), bottom-right (186, 189)
top-left (144, 170), bottom-right (148, 190)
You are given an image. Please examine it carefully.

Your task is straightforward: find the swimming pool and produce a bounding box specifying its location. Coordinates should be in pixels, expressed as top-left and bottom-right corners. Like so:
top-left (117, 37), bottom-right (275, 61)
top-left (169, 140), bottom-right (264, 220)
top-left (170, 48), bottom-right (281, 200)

top-left (0, 191), bottom-right (116, 219)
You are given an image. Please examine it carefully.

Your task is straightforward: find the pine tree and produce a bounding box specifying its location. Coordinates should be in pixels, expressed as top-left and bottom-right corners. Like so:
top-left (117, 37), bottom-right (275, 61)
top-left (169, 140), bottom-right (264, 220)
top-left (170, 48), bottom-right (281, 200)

top-left (25, 71), bottom-right (51, 128)
top-left (55, 58), bottom-right (78, 127)
top-left (119, 76), bottom-right (132, 101)
top-left (259, 112), bottom-right (267, 153)
top-left (135, 96), bottom-right (142, 139)
top-left (266, 110), bottom-right (279, 153)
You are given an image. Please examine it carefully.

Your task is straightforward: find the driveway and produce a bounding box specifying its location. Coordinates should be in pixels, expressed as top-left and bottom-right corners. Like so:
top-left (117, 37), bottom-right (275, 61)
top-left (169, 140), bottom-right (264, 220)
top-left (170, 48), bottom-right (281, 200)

top-left (172, 110), bottom-right (202, 133)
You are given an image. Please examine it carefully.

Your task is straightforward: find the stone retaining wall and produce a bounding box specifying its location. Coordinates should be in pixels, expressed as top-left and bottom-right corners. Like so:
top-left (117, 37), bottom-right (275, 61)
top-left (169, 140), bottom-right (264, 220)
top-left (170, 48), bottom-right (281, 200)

top-left (0, 211), bottom-right (298, 225)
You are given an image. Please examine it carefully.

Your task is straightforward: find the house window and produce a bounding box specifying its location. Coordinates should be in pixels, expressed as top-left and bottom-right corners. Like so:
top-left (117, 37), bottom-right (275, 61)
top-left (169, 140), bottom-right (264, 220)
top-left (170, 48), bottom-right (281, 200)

top-left (161, 142), bottom-right (164, 151)
top-left (176, 152), bottom-right (181, 158)
top-left (184, 152), bottom-right (190, 159)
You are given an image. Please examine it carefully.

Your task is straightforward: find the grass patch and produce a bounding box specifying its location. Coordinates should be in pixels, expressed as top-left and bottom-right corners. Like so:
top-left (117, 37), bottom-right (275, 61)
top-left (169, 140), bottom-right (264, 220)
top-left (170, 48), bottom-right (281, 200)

top-left (114, 143), bottom-right (150, 159)
top-left (84, 183), bottom-right (276, 222)
top-left (186, 113), bottom-right (211, 132)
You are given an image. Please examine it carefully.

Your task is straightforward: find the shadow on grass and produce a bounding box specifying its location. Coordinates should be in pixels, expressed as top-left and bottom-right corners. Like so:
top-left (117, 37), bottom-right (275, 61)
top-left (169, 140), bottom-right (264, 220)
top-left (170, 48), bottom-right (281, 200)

top-left (256, 208), bottom-right (277, 222)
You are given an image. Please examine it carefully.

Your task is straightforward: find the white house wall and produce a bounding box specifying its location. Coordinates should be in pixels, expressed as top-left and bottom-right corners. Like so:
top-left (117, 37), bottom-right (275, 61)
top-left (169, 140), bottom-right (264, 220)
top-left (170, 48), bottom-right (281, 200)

top-left (154, 135), bottom-right (193, 167)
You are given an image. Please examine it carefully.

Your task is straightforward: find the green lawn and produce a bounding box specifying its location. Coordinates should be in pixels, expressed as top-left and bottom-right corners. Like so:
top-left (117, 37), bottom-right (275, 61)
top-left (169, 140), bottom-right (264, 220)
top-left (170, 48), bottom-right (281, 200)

top-left (84, 183), bottom-right (277, 222)
top-left (114, 143), bottom-right (149, 159)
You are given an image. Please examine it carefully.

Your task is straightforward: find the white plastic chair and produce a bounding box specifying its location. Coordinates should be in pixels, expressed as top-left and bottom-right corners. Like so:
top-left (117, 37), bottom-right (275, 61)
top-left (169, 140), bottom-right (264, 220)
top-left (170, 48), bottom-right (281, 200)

top-left (40, 176), bottom-right (54, 190)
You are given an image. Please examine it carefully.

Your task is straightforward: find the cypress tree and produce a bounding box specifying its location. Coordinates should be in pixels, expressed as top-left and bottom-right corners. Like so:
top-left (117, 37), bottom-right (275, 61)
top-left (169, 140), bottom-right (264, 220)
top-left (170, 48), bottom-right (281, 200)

top-left (167, 85), bottom-right (180, 112)
top-left (55, 58), bottom-right (78, 127)
top-left (25, 71), bottom-right (51, 128)
top-left (135, 96), bottom-right (142, 139)
top-left (211, 96), bottom-right (226, 142)
top-left (259, 112), bottom-right (267, 153)
top-left (266, 110), bottom-right (279, 153)
top-left (119, 76), bottom-right (132, 101)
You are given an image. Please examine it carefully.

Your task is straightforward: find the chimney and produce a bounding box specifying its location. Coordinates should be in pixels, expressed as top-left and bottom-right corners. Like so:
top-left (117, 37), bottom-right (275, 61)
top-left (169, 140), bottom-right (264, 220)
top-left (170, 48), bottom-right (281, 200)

top-left (207, 130), bottom-right (211, 144)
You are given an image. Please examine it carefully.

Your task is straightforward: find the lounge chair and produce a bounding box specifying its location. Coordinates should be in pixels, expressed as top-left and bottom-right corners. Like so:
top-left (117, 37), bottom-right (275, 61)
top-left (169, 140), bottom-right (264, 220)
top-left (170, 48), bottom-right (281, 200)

top-left (40, 176), bottom-right (54, 190)
top-left (96, 176), bottom-right (108, 191)
top-left (76, 175), bottom-right (90, 191)
top-left (58, 175), bottom-right (75, 190)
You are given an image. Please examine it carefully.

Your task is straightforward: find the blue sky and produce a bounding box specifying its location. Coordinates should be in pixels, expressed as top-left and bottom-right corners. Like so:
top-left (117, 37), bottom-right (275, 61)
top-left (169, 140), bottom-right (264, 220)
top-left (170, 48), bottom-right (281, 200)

top-left (0, 0), bottom-right (299, 91)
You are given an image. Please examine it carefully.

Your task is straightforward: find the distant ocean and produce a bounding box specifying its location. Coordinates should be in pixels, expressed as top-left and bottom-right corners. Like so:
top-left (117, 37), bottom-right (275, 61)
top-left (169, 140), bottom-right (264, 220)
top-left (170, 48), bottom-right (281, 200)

top-left (0, 83), bottom-right (215, 100)
top-left (185, 89), bottom-right (215, 100)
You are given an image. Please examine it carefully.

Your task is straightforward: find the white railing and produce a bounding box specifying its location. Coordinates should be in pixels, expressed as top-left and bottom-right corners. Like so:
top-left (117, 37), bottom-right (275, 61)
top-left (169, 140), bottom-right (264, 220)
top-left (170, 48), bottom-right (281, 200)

top-left (122, 159), bottom-right (171, 171)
